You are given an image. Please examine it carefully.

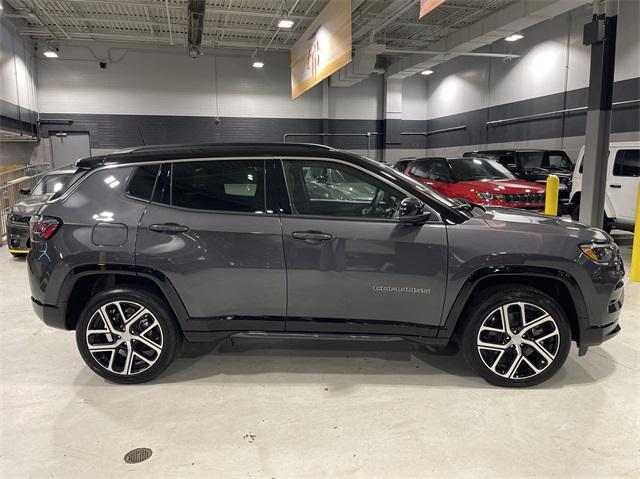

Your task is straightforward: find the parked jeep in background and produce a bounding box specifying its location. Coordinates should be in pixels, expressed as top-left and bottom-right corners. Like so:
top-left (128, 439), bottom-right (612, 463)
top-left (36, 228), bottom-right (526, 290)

top-left (569, 142), bottom-right (639, 232)
top-left (404, 156), bottom-right (546, 210)
top-left (463, 149), bottom-right (573, 208)
top-left (6, 168), bottom-right (76, 256)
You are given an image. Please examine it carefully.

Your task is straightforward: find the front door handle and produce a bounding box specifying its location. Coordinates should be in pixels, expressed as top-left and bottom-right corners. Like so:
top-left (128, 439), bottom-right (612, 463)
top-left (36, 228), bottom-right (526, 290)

top-left (609, 184), bottom-right (622, 188)
top-left (149, 223), bottom-right (190, 234)
top-left (291, 231), bottom-right (334, 242)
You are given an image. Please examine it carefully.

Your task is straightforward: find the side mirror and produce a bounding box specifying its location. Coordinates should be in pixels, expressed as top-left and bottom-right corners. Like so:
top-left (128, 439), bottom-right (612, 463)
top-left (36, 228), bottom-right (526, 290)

top-left (19, 188), bottom-right (31, 195)
top-left (398, 197), bottom-right (431, 224)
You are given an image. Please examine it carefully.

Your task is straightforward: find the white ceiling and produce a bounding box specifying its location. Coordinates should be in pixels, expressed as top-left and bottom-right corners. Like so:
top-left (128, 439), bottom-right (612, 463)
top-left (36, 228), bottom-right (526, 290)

top-left (3, 0), bottom-right (519, 54)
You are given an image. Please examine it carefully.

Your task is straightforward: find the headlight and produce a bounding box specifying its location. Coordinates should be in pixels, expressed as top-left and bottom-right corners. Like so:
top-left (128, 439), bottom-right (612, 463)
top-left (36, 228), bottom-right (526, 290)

top-left (477, 192), bottom-right (505, 201)
top-left (579, 242), bottom-right (618, 264)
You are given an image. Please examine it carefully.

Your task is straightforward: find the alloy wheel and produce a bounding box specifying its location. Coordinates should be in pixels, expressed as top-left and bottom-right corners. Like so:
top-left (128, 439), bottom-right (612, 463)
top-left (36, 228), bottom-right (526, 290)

top-left (476, 302), bottom-right (560, 380)
top-left (85, 301), bottom-right (164, 376)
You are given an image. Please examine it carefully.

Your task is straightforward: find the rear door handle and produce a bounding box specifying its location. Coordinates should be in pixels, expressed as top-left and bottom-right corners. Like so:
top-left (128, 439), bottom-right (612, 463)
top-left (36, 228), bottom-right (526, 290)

top-left (149, 223), bottom-right (190, 234)
top-left (609, 184), bottom-right (621, 188)
top-left (291, 231), bottom-right (334, 242)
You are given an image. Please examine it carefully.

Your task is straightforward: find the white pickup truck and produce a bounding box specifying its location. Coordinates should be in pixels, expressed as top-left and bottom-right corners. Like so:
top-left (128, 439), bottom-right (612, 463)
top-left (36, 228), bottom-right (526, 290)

top-left (569, 141), bottom-right (639, 232)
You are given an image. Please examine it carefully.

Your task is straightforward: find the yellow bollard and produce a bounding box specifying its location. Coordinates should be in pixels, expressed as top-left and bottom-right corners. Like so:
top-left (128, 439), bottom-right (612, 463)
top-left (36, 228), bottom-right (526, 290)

top-left (544, 174), bottom-right (559, 216)
top-left (630, 184), bottom-right (640, 282)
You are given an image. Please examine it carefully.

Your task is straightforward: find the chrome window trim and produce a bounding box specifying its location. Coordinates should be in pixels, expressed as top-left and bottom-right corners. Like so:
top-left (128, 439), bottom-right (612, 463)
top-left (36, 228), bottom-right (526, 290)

top-left (48, 156), bottom-right (442, 223)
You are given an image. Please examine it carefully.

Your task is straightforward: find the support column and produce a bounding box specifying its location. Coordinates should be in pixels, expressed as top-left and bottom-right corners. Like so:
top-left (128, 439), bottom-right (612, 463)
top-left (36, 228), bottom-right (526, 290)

top-left (383, 76), bottom-right (403, 164)
top-left (322, 79), bottom-right (329, 146)
top-left (579, 0), bottom-right (617, 228)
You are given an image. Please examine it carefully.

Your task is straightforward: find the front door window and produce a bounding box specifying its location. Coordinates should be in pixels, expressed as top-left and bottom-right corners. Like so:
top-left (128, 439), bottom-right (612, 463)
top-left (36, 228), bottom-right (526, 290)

top-left (283, 160), bottom-right (405, 220)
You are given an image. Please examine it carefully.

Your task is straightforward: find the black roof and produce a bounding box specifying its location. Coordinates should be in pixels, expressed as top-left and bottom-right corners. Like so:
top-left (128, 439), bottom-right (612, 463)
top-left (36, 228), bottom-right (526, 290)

top-left (75, 142), bottom-right (347, 168)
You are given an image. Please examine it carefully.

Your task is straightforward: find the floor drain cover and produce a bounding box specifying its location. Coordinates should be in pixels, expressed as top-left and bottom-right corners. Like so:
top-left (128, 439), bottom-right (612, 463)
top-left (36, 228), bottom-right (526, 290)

top-left (124, 447), bottom-right (153, 464)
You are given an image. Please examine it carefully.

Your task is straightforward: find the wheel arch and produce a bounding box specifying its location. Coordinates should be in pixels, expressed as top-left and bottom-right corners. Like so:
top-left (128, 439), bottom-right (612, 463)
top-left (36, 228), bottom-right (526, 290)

top-left (440, 266), bottom-right (588, 345)
top-left (60, 265), bottom-right (189, 330)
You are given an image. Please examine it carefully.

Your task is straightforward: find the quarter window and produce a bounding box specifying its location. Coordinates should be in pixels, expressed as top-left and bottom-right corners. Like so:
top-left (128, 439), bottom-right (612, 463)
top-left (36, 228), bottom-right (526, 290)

top-left (283, 160), bottom-right (404, 219)
top-left (613, 150), bottom-right (640, 177)
top-left (127, 165), bottom-right (159, 200)
top-left (152, 160), bottom-right (266, 212)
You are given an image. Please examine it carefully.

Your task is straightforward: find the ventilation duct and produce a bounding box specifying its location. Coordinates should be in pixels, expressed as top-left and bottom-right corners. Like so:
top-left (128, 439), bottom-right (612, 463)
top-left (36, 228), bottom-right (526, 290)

top-left (329, 43), bottom-right (386, 88)
top-left (187, 0), bottom-right (207, 58)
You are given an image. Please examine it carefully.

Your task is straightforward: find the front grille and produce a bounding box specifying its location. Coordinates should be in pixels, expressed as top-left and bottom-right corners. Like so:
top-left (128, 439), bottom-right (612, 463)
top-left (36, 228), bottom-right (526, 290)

top-left (504, 193), bottom-right (545, 204)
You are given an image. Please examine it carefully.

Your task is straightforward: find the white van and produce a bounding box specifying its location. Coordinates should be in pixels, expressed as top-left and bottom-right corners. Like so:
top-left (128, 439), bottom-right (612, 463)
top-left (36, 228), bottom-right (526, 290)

top-left (569, 141), bottom-right (639, 232)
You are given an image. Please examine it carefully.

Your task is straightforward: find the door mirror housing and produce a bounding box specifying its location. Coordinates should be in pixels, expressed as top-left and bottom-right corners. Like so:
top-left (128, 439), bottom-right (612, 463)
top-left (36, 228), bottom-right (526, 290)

top-left (398, 197), bottom-right (431, 223)
top-left (19, 188), bottom-right (31, 195)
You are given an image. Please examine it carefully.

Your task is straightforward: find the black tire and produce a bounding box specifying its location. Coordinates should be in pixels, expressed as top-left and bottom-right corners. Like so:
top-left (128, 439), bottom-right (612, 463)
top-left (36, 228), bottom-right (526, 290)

top-left (76, 287), bottom-right (180, 384)
top-left (460, 285), bottom-right (571, 388)
top-left (10, 252), bottom-right (27, 258)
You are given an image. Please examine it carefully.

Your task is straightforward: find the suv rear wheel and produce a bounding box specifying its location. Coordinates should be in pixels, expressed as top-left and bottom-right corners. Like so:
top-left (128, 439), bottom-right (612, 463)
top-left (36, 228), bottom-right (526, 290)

top-left (75, 287), bottom-right (180, 384)
top-left (461, 286), bottom-right (571, 387)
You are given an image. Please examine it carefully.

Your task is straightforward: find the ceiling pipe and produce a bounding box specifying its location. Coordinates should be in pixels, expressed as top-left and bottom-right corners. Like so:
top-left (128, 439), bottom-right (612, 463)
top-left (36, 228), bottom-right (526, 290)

top-left (187, 0), bottom-right (206, 57)
top-left (383, 48), bottom-right (520, 59)
top-left (165, 0), bottom-right (173, 45)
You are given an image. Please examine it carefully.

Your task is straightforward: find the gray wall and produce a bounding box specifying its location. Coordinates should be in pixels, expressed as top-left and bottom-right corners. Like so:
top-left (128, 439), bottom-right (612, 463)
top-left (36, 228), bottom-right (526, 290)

top-left (0, 18), bottom-right (41, 166)
top-left (395, 1), bottom-right (640, 162)
top-left (1, 3), bottom-right (639, 165)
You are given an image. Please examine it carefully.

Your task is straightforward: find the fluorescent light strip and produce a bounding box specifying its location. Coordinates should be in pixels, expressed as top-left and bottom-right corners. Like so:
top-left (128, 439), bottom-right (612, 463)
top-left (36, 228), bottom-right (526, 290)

top-left (505, 33), bottom-right (524, 42)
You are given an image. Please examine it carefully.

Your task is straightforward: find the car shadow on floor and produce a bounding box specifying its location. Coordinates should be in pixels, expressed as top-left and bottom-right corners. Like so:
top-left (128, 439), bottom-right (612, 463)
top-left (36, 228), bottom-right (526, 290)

top-left (138, 336), bottom-right (617, 390)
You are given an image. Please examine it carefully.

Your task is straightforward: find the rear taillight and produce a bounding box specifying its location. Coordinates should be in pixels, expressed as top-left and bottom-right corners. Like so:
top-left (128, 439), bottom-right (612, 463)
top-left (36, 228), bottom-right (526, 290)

top-left (30, 215), bottom-right (62, 241)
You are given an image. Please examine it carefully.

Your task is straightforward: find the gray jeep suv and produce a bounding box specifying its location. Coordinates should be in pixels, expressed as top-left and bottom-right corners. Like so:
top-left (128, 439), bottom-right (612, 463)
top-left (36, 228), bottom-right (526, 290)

top-left (27, 143), bottom-right (624, 387)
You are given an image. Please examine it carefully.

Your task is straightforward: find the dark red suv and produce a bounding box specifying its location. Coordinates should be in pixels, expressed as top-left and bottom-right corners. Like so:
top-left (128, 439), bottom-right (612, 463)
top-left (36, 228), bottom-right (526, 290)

top-left (405, 157), bottom-right (546, 209)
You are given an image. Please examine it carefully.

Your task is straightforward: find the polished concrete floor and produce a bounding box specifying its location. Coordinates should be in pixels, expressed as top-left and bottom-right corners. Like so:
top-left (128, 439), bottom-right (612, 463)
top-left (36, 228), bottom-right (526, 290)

top-left (1, 238), bottom-right (638, 478)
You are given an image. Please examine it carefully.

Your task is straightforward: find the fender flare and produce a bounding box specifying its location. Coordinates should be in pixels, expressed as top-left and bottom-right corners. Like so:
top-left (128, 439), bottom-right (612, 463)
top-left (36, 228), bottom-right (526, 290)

top-left (439, 265), bottom-right (588, 339)
top-left (57, 264), bottom-right (190, 328)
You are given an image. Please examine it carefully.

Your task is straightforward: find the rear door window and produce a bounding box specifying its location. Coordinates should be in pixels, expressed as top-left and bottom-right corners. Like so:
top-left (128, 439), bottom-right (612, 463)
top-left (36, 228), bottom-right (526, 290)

top-left (152, 160), bottom-right (266, 212)
top-left (612, 150), bottom-right (640, 177)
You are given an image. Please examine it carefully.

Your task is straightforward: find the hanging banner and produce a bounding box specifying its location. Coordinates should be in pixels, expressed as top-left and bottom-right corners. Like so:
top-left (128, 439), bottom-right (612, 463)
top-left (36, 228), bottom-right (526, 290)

top-left (291, 0), bottom-right (352, 100)
top-left (420, 0), bottom-right (446, 19)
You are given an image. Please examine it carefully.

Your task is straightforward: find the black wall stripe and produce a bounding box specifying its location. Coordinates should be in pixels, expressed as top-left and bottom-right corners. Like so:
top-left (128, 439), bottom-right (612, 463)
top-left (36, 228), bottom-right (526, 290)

top-left (0, 99), bottom-right (38, 136)
top-left (27, 75), bottom-right (640, 151)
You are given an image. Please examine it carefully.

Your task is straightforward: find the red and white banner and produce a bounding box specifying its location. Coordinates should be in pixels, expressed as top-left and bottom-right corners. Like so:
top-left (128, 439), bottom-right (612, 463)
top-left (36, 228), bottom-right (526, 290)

top-left (419, 0), bottom-right (446, 19)
top-left (291, 0), bottom-right (352, 99)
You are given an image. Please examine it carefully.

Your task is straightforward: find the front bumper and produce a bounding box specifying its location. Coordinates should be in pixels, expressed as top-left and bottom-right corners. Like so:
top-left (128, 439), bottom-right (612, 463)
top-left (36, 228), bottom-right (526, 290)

top-left (578, 278), bottom-right (624, 352)
top-left (7, 220), bottom-right (30, 253)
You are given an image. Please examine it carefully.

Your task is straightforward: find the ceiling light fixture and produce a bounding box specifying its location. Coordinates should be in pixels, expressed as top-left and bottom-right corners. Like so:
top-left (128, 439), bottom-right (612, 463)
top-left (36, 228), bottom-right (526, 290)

top-left (43, 42), bottom-right (59, 58)
top-left (251, 49), bottom-right (264, 68)
top-left (421, 69), bottom-right (434, 76)
top-left (278, 18), bottom-right (294, 29)
top-left (505, 33), bottom-right (524, 42)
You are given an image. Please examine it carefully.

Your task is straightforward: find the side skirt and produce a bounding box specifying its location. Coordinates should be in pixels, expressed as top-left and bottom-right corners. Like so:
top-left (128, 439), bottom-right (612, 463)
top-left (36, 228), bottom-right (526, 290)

top-left (183, 330), bottom-right (450, 349)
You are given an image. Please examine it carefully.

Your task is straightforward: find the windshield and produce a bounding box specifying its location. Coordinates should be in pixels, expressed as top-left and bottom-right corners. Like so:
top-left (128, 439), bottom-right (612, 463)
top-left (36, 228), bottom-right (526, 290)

top-left (519, 151), bottom-right (572, 170)
top-left (448, 158), bottom-right (516, 181)
top-left (32, 172), bottom-right (74, 195)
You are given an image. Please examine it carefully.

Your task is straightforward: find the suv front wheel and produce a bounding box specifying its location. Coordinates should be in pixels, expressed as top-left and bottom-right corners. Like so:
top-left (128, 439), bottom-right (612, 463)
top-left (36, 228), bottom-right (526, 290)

top-left (461, 286), bottom-right (571, 387)
top-left (76, 287), bottom-right (180, 384)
